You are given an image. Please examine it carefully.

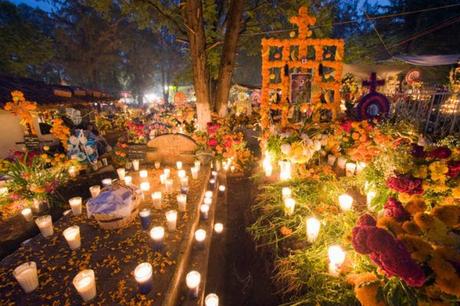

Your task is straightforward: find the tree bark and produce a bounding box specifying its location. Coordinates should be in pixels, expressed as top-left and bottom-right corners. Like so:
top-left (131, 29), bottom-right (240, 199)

top-left (215, 0), bottom-right (245, 117)
top-left (184, 0), bottom-right (211, 130)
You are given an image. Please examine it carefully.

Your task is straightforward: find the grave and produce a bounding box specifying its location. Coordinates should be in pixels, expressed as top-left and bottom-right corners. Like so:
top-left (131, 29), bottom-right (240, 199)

top-left (146, 133), bottom-right (198, 165)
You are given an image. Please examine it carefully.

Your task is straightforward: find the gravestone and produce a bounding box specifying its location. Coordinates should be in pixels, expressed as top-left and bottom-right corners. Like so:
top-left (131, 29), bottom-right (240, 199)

top-left (146, 134), bottom-right (198, 165)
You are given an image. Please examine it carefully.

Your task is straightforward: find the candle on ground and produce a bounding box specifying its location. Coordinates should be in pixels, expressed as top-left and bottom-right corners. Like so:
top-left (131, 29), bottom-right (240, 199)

top-left (176, 161), bottom-right (183, 170)
top-left (185, 271), bottom-right (201, 298)
top-left (209, 178), bottom-right (216, 186)
top-left (124, 176), bottom-right (132, 186)
top-left (159, 174), bottom-right (166, 185)
top-left (163, 168), bottom-right (170, 178)
top-left (191, 166), bottom-right (198, 179)
top-left (194, 229), bottom-right (206, 249)
top-left (140, 182), bottom-right (150, 193)
top-left (63, 225), bottom-right (81, 250)
top-left (154, 161), bottom-right (161, 169)
top-left (35, 215), bottom-right (53, 237)
top-left (132, 159), bottom-right (140, 171)
top-left (214, 223), bottom-right (224, 234)
top-left (194, 160), bottom-right (201, 171)
top-left (205, 293), bottom-right (219, 306)
top-left (180, 176), bottom-right (189, 189)
top-left (134, 262), bottom-right (153, 294)
top-left (151, 192), bottom-right (162, 209)
top-left (212, 170), bottom-right (218, 177)
top-left (139, 169), bottom-right (148, 179)
top-left (21, 208), bottom-right (33, 222)
top-left (218, 185), bottom-right (226, 192)
top-left (337, 157), bottom-right (347, 170)
top-left (327, 154), bottom-right (337, 166)
top-left (116, 168), bottom-right (126, 180)
top-left (338, 194), bottom-right (353, 211)
top-left (328, 245), bottom-right (346, 276)
top-left (200, 204), bottom-right (209, 220)
top-left (281, 187), bottom-right (292, 200)
top-left (366, 190), bottom-right (376, 211)
top-left (150, 226), bottom-right (165, 251)
top-left (164, 179), bottom-right (173, 192)
top-left (345, 162), bottom-right (356, 176)
top-left (73, 269), bottom-right (97, 302)
top-left (178, 169), bottom-right (186, 179)
top-left (101, 178), bottom-right (112, 187)
top-left (284, 198), bottom-right (296, 216)
top-left (306, 217), bottom-right (320, 243)
top-left (69, 197), bottom-right (82, 216)
top-left (356, 161), bottom-right (367, 173)
top-left (13, 262), bottom-right (39, 293)
top-left (205, 190), bottom-right (213, 199)
top-left (165, 210), bottom-right (178, 231)
top-left (89, 185), bottom-right (101, 198)
top-left (139, 209), bottom-right (151, 230)
top-left (279, 160), bottom-right (292, 181)
top-left (68, 166), bottom-right (78, 178)
top-left (177, 194), bottom-right (187, 212)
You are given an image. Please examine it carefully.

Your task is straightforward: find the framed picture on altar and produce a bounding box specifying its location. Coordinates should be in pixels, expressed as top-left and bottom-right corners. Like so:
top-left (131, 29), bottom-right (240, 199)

top-left (290, 73), bottom-right (311, 105)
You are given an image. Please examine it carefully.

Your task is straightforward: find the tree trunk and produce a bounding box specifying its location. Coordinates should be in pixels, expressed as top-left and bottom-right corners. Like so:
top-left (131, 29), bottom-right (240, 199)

top-left (184, 0), bottom-right (211, 129)
top-left (215, 0), bottom-right (245, 117)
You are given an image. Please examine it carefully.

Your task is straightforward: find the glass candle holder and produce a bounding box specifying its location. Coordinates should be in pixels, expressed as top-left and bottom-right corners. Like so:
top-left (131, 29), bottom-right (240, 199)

top-left (134, 262), bottom-right (153, 294)
top-left (338, 194), bottom-right (353, 211)
top-left (89, 185), bottom-right (101, 198)
top-left (194, 160), bottom-right (201, 171)
top-left (35, 215), bottom-right (53, 237)
top-left (21, 208), bottom-right (33, 222)
top-left (200, 204), bottom-right (209, 220)
top-left (214, 223), bottom-right (224, 234)
top-left (139, 169), bottom-right (148, 179)
top-left (63, 225), bottom-right (81, 250)
top-left (306, 217), bottom-right (320, 243)
top-left (13, 262), bottom-right (39, 293)
top-left (101, 178), bottom-right (112, 187)
top-left (165, 210), bottom-right (178, 232)
top-left (328, 245), bottom-right (346, 276)
top-left (73, 269), bottom-right (96, 302)
top-left (124, 176), bottom-right (132, 186)
top-left (205, 293), bottom-right (219, 306)
top-left (281, 187), bottom-right (292, 200)
top-left (176, 161), bottom-right (183, 170)
top-left (69, 197), bottom-right (82, 216)
top-left (177, 194), bottom-right (187, 212)
top-left (154, 161), bottom-right (161, 169)
top-left (185, 271), bottom-right (201, 299)
top-left (163, 168), bottom-right (170, 178)
top-left (150, 226), bottom-right (165, 251)
top-left (132, 159), bottom-right (140, 171)
top-left (164, 179), bottom-right (173, 193)
top-left (139, 209), bottom-right (151, 230)
top-left (191, 167), bottom-right (198, 179)
top-left (151, 192), bottom-right (162, 209)
top-left (116, 168), bottom-right (126, 180)
top-left (284, 198), bottom-right (296, 216)
top-left (194, 229), bottom-right (206, 249)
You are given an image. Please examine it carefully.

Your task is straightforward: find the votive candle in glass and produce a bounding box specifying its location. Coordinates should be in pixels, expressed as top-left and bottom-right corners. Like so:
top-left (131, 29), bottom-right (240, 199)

top-left (327, 154), bottom-right (337, 166)
top-left (116, 168), bottom-right (126, 180)
top-left (185, 271), bottom-right (201, 298)
top-left (337, 156), bottom-right (347, 170)
top-left (63, 225), bottom-right (81, 250)
top-left (134, 262), bottom-right (153, 294)
top-left (13, 262), bottom-right (39, 293)
top-left (212, 170), bottom-right (218, 177)
top-left (191, 166), bottom-right (199, 179)
top-left (356, 161), bottom-right (367, 173)
top-left (218, 185), bottom-right (226, 192)
top-left (209, 178), bottom-right (216, 187)
top-left (163, 168), bottom-right (170, 178)
top-left (151, 192), bottom-right (162, 209)
top-left (200, 204), bottom-right (209, 220)
top-left (284, 198), bottom-right (296, 216)
top-left (124, 175), bottom-right (132, 186)
top-left (176, 161), bottom-right (183, 170)
top-left (178, 169), bottom-right (186, 179)
top-left (159, 174), bottom-right (166, 185)
top-left (132, 159), bottom-right (140, 171)
top-left (205, 293), bottom-right (219, 306)
top-left (165, 210), bottom-right (178, 231)
top-left (35, 215), bottom-right (53, 237)
top-left (345, 162), bottom-right (356, 176)
top-left (73, 269), bottom-right (96, 302)
top-left (89, 185), bottom-right (101, 198)
top-left (205, 190), bottom-right (213, 199)
top-left (139, 169), bottom-right (148, 179)
top-left (281, 187), bottom-right (292, 200)
top-left (69, 197), bottom-right (82, 216)
top-left (164, 179), bottom-right (173, 193)
top-left (154, 161), bottom-right (161, 169)
top-left (140, 182), bottom-right (150, 193)
top-left (177, 194), bottom-right (187, 212)
top-left (101, 178), bottom-right (112, 187)
top-left (214, 223), bottom-right (224, 234)
top-left (194, 229), bottom-right (206, 249)
top-left (150, 226), bottom-right (165, 251)
top-left (21, 208), bottom-right (33, 222)
top-left (68, 166), bottom-right (78, 178)
top-left (194, 160), bottom-right (201, 171)
top-left (306, 217), bottom-right (320, 243)
top-left (204, 197), bottom-right (212, 206)
top-left (338, 194), bottom-right (353, 211)
top-left (366, 190), bottom-right (376, 211)
top-left (180, 176), bottom-right (189, 189)
top-left (328, 245), bottom-right (346, 276)
top-left (139, 209), bottom-right (151, 230)
top-left (279, 160), bottom-right (292, 181)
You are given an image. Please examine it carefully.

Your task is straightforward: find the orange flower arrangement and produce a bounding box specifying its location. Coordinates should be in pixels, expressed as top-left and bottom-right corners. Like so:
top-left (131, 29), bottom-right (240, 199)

top-left (50, 118), bottom-right (70, 149)
top-left (4, 91), bottom-right (38, 135)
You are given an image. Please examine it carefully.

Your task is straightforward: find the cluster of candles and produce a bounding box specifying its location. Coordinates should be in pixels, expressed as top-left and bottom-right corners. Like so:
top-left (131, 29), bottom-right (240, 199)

top-left (327, 154), bottom-right (367, 176)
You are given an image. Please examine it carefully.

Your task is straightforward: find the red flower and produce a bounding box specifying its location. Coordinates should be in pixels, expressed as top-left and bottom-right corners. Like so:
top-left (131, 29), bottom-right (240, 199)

top-left (427, 147), bottom-right (451, 159)
top-left (224, 137), bottom-right (233, 148)
top-left (384, 197), bottom-right (410, 221)
top-left (447, 160), bottom-right (460, 178)
top-left (340, 120), bottom-right (353, 133)
top-left (207, 122), bottom-right (221, 135)
top-left (387, 175), bottom-right (423, 195)
top-left (208, 138), bottom-right (218, 147)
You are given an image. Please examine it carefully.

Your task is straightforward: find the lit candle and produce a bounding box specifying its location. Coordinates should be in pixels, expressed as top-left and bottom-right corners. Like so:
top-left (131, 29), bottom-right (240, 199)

top-left (338, 194), bottom-right (353, 211)
top-left (215, 160), bottom-right (221, 171)
top-left (132, 159), bottom-right (140, 171)
top-left (212, 170), bottom-right (218, 177)
top-left (150, 226), bottom-right (165, 251)
top-left (35, 215), bottom-right (53, 237)
top-left (124, 175), bottom-right (132, 186)
top-left (230, 165), bottom-right (235, 172)
top-left (69, 197), bottom-right (82, 216)
top-left (327, 154), bottom-right (337, 166)
top-left (306, 217), bottom-right (320, 243)
top-left (205, 293), bottom-right (219, 306)
top-left (218, 185), bottom-right (226, 192)
top-left (337, 156), bottom-right (347, 170)
top-left (204, 197), bottom-right (212, 206)
top-left (163, 168), bottom-right (171, 178)
top-left (328, 245), bottom-right (346, 276)
top-left (281, 187), bottom-right (292, 200)
top-left (164, 179), bottom-right (173, 193)
top-left (185, 271), bottom-right (201, 298)
top-left (366, 190), bottom-right (376, 210)
top-left (345, 162), bottom-right (356, 176)
top-left (63, 225), bottom-right (81, 250)
top-left (279, 160), bottom-right (292, 181)
top-left (176, 161), bottom-right (183, 170)
top-left (134, 262), bottom-right (153, 294)
top-left (139, 209), bottom-right (151, 230)
top-left (140, 182), bottom-right (150, 193)
top-left (200, 204), bottom-right (209, 220)
top-left (13, 262), bottom-right (39, 293)
top-left (177, 194), bottom-right (187, 212)
top-left (139, 169), bottom-right (148, 179)
top-left (116, 168), bottom-right (126, 180)
top-left (205, 190), bottom-right (213, 199)
top-left (191, 166), bottom-right (199, 179)
top-left (68, 166), bottom-right (78, 178)
top-left (356, 162), bottom-right (367, 173)
top-left (264, 163), bottom-right (273, 177)
top-left (165, 210), bottom-right (178, 231)
top-left (101, 178), bottom-right (112, 187)
top-left (73, 269), bottom-right (96, 302)
top-left (194, 229), bottom-right (206, 249)
top-left (154, 161), bottom-right (161, 169)
top-left (178, 169), bottom-right (186, 179)
top-left (214, 223), bottom-right (224, 234)
top-left (194, 160), bottom-right (201, 171)
top-left (151, 192), bottom-right (162, 209)
top-left (180, 176), bottom-right (189, 189)
top-left (209, 178), bottom-right (216, 186)
top-left (21, 208), bottom-right (33, 222)
top-left (284, 198), bottom-right (296, 216)
top-left (159, 173), bottom-right (166, 185)
top-left (89, 185), bottom-right (101, 198)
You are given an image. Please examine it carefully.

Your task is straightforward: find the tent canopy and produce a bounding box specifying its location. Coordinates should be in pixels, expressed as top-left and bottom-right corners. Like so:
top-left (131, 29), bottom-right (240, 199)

top-left (390, 54), bottom-right (460, 66)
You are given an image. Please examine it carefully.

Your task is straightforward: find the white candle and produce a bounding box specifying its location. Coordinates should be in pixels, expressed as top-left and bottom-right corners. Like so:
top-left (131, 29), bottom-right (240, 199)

top-left (177, 194), bottom-right (187, 212)
top-left (89, 185), bottom-right (101, 198)
top-left (328, 245), bottom-right (346, 276)
top-left (205, 190), bottom-right (213, 199)
top-left (165, 210), bottom-right (178, 231)
top-left (203, 197), bottom-right (213, 206)
top-left (356, 162), bottom-right (367, 173)
top-left (327, 154), bottom-right (337, 166)
top-left (124, 175), bottom-right (132, 186)
top-left (180, 176), bottom-right (189, 189)
top-left (73, 269), bottom-right (96, 302)
top-left (140, 182), bottom-right (150, 193)
top-left (69, 197), bottom-right (82, 216)
top-left (35, 215), bottom-right (53, 237)
top-left (366, 190), bottom-right (376, 210)
top-left (101, 178), bottom-right (112, 187)
top-left (345, 162), bottom-right (356, 176)
top-left (212, 170), bottom-right (218, 177)
top-left (194, 229), bottom-right (206, 248)
top-left (186, 271), bottom-right (201, 298)
top-left (176, 161), bottom-right (183, 170)
top-left (139, 169), bottom-right (148, 179)
top-left (63, 225), bottom-right (81, 250)
top-left (284, 198), bottom-right (296, 216)
top-left (191, 166), bottom-right (199, 179)
top-left (116, 168), bottom-right (126, 180)
top-left (164, 179), bottom-right (173, 192)
top-left (194, 160), bottom-right (201, 171)
top-left (200, 204), bottom-right (209, 220)
top-left (262, 153), bottom-right (272, 177)
top-left (264, 163), bottom-right (273, 177)
top-left (151, 192), bottom-right (162, 209)
top-left (230, 165), bottom-right (235, 172)
top-left (134, 262), bottom-right (153, 294)
top-left (13, 262), bottom-right (39, 293)
top-left (132, 159), bottom-right (140, 171)
top-left (178, 169), bottom-right (186, 179)
top-left (159, 174), bottom-right (166, 185)
top-left (163, 168), bottom-right (170, 178)
top-left (337, 156), bottom-right (347, 170)
top-left (215, 160), bottom-right (221, 171)
top-left (150, 226), bottom-right (165, 250)
top-left (306, 217), bottom-right (320, 243)
top-left (209, 178), bottom-right (216, 186)
top-left (205, 293), bottom-right (219, 306)
top-left (279, 160), bottom-right (292, 181)
top-left (218, 185), bottom-right (226, 192)
top-left (339, 194), bottom-right (353, 211)
top-left (68, 166), bottom-right (78, 178)
top-left (282, 187), bottom-right (292, 200)
top-left (214, 223), bottom-right (224, 234)
top-left (154, 161), bottom-right (161, 169)
top-left (21, 208), bottom-right (33, 222)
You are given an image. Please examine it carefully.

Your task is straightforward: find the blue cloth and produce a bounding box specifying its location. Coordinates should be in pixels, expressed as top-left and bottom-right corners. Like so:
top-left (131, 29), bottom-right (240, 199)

top-left (87, 186), bottom-right (134, 217)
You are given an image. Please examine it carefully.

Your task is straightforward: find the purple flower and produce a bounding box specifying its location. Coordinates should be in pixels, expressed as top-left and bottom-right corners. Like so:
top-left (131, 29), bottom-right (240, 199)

top-left (384, 197), bottom-right (410, 221)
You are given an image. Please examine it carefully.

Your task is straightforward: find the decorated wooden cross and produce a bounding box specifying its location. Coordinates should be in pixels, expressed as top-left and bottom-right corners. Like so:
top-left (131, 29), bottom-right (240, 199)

top-left (356, 72), bottom-right (390, 120)
top-left (362, 72), bottom-right (385, 93)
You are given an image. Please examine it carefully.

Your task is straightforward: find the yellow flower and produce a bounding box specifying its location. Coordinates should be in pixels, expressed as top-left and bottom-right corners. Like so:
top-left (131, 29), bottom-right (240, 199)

top-left (413, 165), bottom-right (428, 179)
top-left (452, 186), bottom-right (460, 199)
top-left (429, 161), bottom-right (448, 182)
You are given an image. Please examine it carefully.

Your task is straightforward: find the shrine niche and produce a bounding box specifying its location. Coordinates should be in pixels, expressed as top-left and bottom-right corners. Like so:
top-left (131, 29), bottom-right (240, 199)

top-left (260, 6), bottom-right (344, 129)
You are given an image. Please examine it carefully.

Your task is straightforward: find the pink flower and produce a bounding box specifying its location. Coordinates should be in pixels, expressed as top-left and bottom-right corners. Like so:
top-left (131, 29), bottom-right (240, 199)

top-left (387, 175), bottom-right (423, 195)
top-left (208, 138), bottom-right (218, 147)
